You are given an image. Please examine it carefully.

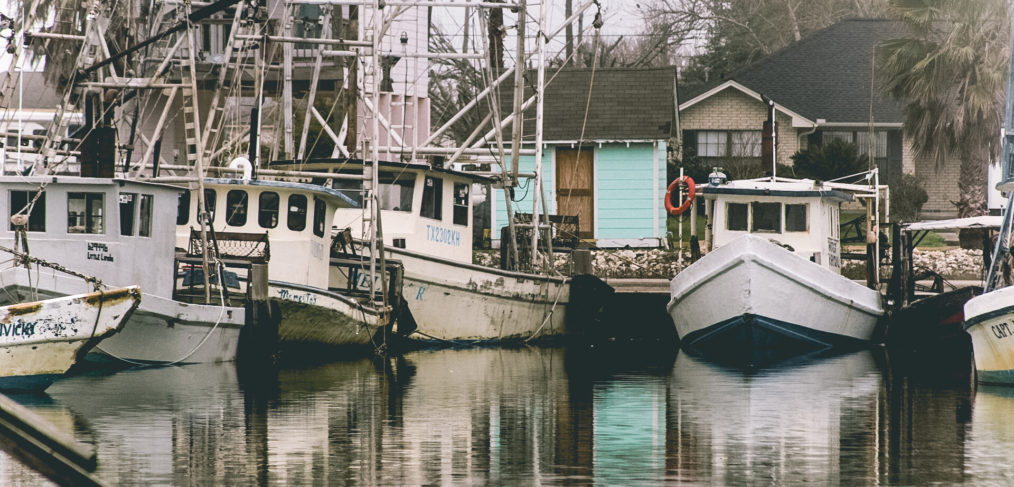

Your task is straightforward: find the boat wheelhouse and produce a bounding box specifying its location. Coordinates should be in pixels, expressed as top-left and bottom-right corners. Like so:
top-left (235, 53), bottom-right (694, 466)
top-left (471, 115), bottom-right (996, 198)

top-left (173, 177), bottom-right (399, 348)
top-left (0, 175), bottom-right (246, 363)
top-left (668, 176), bottom-right (885, 365)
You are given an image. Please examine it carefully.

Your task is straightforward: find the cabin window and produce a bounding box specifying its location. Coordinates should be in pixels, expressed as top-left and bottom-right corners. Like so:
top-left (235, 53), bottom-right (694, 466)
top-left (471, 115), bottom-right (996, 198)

top-left (313, 197), bottom-right (326, 237)
top-left (119, 193), bottom-right (137, 235)
top-left (67, 192), bottom-right (104, 234)
top-left (333, 180), bottom-right (364, 207)
top-left (751, 202), bottom-right (781, 233)
top-left (379, 174), bottom-right (414, 212)
top-left (199, 189), bottom-right (217, 225)
top-left (785, 204), bottom-right (807, 232)
top-left (226, 190), bottom-right (248, 226)
top-left (177, 190), bottom-right (190, 225)
top-left (9, 190), bottom-right (45, 232)
top-left (139, 195), bottom-right (153, 237)
top-left (453, 183), bottom-right (469, 226)
top-left (259, 192), bottom-right (279, 228)
top-left (288, 194), bottom-right (307, 231)
top-left (421, 176), bottom-right (443, 220)
top-left (727, 203), bottom-right (748, 231)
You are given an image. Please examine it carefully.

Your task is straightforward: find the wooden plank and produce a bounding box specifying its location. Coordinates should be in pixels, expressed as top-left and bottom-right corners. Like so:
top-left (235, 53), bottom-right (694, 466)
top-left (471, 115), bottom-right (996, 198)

top-left (0, 393), bottom-right (104, 486)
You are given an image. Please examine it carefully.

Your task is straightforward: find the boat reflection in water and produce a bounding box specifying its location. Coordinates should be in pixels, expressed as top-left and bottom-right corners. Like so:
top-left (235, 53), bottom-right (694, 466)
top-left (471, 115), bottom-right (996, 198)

top-left (0, 346), bottom-right (989, 484)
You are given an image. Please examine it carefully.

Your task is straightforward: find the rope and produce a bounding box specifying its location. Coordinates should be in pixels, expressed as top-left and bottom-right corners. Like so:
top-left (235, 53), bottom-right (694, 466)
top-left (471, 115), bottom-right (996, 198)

top-left (524, 277), bottom-right (568, 343)
top-left (0, 243), bottom-right (104, 291)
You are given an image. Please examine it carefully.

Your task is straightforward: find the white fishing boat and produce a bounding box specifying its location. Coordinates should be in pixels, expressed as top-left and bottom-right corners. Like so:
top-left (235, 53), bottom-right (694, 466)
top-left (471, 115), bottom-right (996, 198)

top-left (0, 286), bottom-right (140, 391)
top-left (667, 175), bottom-right (885, 364)
top-left (171, 176), bottom-right (396, 349)
top-left (0, 176), bottom-right (247, 364)
top-left (294, 158), bottom-right (580, 342)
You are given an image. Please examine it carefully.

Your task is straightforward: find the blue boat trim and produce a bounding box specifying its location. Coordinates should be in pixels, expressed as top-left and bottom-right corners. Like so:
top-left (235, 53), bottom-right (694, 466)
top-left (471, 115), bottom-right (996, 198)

top-left (681, 313), bottom-right (869, 366)
top-left (963, 302), bottom-right (1014, 330)
top-left (0, 374), bottom-right (60, 392)
top-left (976, 368), bottom-right (1014, 385)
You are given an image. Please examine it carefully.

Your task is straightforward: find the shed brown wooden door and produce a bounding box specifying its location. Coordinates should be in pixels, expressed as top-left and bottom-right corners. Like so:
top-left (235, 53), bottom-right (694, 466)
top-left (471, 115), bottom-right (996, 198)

top-left (556, 147), bottom-right (594, 239)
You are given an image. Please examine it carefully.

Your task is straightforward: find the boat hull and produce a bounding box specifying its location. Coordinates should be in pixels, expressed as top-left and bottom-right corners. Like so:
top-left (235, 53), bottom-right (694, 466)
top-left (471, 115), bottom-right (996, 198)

top-left (0, 287), bottom-right (140, 390)
top-left (270, 281), bottom-right (387, 347)
top-left (667, 235), bottom-right (883, 364)
top-left (383, 248), bottom-right (571, 342)
top-left (0, 270), bottom-right (245, 364)
top-left (964, 286), bottom-right (1014, 384)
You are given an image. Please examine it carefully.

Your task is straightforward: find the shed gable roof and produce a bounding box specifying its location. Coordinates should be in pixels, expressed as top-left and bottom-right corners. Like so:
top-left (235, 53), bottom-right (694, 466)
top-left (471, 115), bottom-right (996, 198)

top-left (501, 66), bottom-right (676, 141)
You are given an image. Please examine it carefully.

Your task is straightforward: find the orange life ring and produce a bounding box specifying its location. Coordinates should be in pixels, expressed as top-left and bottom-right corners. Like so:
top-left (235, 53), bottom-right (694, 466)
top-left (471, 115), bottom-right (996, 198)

top-left (665, 176), bottom-right (696, 216)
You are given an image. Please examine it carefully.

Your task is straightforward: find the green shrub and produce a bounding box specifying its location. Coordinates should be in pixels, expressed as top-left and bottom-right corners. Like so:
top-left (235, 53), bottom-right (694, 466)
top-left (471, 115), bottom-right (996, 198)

top-left (890, 174), bottom-right (929, 222)
top-left (790, 139), bottom-right (869, 181)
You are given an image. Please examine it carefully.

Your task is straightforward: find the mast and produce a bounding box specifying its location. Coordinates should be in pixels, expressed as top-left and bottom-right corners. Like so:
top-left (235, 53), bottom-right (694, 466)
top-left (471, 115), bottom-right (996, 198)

top-left (984, 0), bottom-right (1014, 292)
top-left (529, 0), bottom-right (547, 270)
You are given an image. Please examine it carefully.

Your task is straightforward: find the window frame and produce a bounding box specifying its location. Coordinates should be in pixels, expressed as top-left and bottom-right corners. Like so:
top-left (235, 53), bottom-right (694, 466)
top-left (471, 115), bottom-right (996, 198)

top-left (313, 197), bottom-right (326, 237)
top-left (287, 194), bottom-right (308, 231)
top-left (258, 191), bottom-right (279, 229)
top-left (452, 182), bottom-right (469, 226)
top-left (420, 176), bottom-right (443, 221)
top-left (67, 192), bottom-right (105, 234)
top-left (225, 190), bottom-right (249, 227)
top-left (10, 190), bottom-right (46, 232)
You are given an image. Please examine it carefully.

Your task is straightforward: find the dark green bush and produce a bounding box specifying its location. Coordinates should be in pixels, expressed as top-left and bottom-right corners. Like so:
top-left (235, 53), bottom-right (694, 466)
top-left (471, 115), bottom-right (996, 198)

top-left (890, 174), bottom-right (928, 222)
top-left (790, 139), bottom-right (869, 182)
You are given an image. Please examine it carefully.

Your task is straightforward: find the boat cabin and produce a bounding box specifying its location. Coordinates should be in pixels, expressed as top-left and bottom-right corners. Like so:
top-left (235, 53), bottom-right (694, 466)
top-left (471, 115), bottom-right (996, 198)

top-left (0, 176), bottom-right (183, 296)
top-left (700, 177), bottom-right (851, 273)
top-left (174, 178), bottom-right (358, 290)
top-left (284, 160), bottom-right (490, 264)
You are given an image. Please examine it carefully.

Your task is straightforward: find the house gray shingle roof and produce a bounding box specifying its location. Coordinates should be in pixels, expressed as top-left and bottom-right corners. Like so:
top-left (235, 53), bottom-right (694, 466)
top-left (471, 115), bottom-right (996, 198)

top-left (501, 66), bottom-right (676, 141)
top-left (682, 19), bottom-right (905, 125)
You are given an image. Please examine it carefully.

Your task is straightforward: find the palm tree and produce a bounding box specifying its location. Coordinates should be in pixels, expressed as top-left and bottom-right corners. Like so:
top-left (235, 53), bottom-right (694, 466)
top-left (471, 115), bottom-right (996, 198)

top-left (877, 0), bottom-right (1010, 221)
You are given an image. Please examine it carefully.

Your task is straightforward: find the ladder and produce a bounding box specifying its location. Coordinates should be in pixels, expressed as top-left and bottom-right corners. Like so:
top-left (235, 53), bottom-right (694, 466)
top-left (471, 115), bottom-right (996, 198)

top-left (201, 2), bottom-right (259, 163)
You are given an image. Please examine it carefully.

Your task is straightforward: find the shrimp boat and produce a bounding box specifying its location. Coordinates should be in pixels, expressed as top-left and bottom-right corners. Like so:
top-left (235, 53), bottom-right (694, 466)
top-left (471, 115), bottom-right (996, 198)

top-left (170, 175), bottom-right (399, 349)
top-left (0, 286), bottom-right (140, 391)
top-left (667, 174), bottom-right (886, 365)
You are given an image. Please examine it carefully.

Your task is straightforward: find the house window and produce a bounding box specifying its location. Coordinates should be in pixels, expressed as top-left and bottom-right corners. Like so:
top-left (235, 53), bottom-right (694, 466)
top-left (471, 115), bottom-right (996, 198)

top-left (695, 130), bottom-right (762, 158)
top-left (288, 194), bottom-right (307, 231)
top-left (822, 130), bottom-right (888, 159)
top-left (751, 202), bottom-right (781, 233)
top-left (421, 176), bottom-right (443, 220)
top-left (785, 204), bottom-right (807, 232)
top-left (313, 197), bottom-right (326, 237)
top-left (120, 193), bottom-right (137, 236)
top-left (177, 190), bottom-right (190, 225)
top-left (226, 190), bottom-right (248, 226)
top-left (67, 192), bottom-right (104, 234)
top-left (10, 190), bottom-right (45, 232)
top-left (259, 192), bottom-right (279, 228)
top-left (727, 203), bottom-right (748, 231)
top-left (453, 183), bottom-right (469, 226)
top-left (139, 195), bottom-right (153, 237)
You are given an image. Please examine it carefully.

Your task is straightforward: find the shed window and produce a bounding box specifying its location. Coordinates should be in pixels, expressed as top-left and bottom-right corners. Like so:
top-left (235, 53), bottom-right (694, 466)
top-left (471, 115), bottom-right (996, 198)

top-left (453, 183), bottom-right (469, 226)
top-left (259, 192), bottom-right (279, 228)
top-left (785, 204), bottom-right (807, 232)
top-left (421, 176), bottom-right (443, 220)
top-left (10, 190), bottom-right (45, 232)
top-left (226, 190), bottom-right (248, 226)
top-left (313, 197), bottom-right (326, 237)
top-left (751, 202), bottom-right (781, 233)
top-left (68, 192), bottom-right (104, 234)
top-left (288, 194), bottom-right (307, 231)
top-left (177, 190), bottom-right (190, 225)
top-left (727, 203), bottom-right (748, 231)
top-left (120, 193), bottom-right (137, 236)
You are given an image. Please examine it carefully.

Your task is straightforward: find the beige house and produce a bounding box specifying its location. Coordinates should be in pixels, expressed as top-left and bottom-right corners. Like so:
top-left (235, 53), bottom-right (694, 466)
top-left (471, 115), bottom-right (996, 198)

top-left (679, 19), bottom-right (962, 220)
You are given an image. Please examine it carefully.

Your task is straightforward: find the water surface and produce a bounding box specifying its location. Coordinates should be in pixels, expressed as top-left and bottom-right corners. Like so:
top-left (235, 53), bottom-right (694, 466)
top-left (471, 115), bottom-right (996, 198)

top-left (0, 345), bottom-right (1006, 485)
